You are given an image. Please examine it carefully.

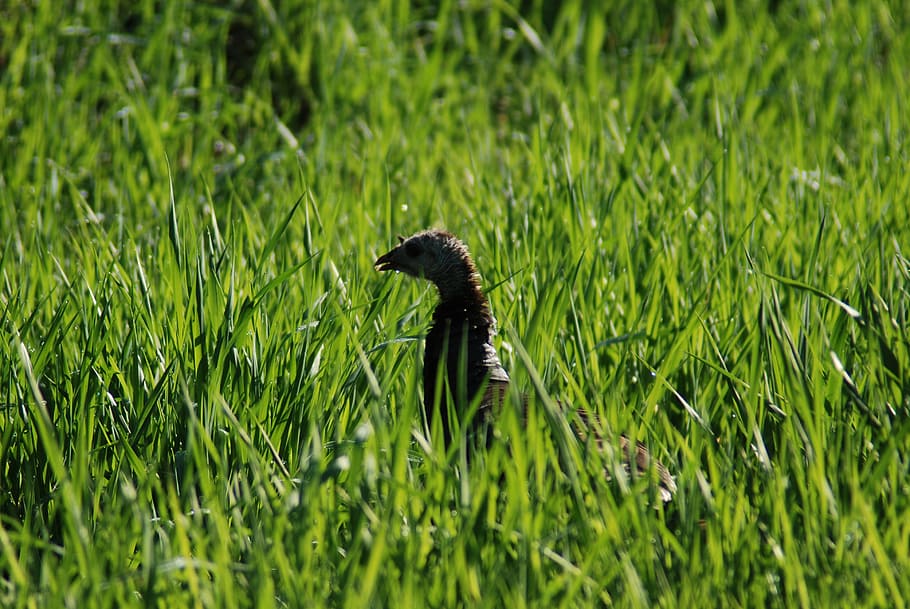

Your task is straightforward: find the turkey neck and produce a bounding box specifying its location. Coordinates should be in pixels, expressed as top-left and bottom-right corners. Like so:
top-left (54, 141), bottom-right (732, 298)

top-left (423, 272), bottom-right (510, 446)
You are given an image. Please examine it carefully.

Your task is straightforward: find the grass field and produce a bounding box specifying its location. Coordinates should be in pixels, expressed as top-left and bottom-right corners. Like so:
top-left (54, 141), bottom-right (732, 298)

top-left (2, 1), bottom-right (909, 607)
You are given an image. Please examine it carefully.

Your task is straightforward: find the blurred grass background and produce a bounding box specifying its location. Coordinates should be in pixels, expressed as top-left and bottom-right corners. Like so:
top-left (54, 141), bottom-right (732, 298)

top-left (1, 1), bottom-right (908, 607)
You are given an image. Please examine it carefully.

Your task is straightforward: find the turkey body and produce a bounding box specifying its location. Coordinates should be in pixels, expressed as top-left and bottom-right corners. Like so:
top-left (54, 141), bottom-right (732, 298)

top-left (422, 298), bottom-right (510, 446)
top-left (375, 229), bottom-right (676, 501)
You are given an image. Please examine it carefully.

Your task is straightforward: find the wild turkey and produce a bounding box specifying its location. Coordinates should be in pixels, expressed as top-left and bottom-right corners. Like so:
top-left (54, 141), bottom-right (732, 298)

top-left (375, 229), bottom-right (676, 501)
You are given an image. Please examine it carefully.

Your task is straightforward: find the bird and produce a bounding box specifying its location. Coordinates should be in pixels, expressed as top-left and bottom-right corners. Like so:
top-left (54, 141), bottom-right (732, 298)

top-left (375, 229), bottom-right (676, 501)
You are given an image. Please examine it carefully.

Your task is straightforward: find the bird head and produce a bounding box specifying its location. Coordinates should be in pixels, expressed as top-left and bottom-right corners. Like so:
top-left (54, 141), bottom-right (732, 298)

top-left (374, 229), bottom-right (480, 301)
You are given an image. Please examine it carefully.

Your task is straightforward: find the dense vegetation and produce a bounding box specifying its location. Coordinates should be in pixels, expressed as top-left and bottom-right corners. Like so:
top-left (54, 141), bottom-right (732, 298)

top-left (1, 1), bottom-right (908, 607)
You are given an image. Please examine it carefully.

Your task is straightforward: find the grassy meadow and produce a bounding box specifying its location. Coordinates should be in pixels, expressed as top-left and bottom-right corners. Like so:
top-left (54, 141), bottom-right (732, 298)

top-left (1, 1), bottom-right (909, 607)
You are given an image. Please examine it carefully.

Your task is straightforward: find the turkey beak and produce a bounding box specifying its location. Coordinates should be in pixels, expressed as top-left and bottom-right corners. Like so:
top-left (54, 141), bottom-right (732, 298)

top-left (374, 247), bottom-right (402, 272)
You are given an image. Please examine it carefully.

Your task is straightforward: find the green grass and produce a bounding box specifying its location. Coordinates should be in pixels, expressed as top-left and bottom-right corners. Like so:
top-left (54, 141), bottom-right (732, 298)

top-left (1, 1), bottom-right (909, 607)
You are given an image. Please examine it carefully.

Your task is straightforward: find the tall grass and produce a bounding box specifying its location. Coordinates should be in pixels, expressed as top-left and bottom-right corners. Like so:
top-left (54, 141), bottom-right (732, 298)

top-left (1, 1), bottom-right (908, 607)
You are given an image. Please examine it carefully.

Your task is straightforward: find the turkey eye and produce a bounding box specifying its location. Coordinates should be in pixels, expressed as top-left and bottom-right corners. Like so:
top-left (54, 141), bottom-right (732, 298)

top-left (405, 241), bottom-right (422, 257)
